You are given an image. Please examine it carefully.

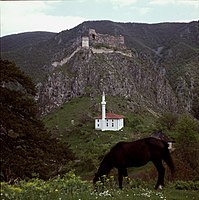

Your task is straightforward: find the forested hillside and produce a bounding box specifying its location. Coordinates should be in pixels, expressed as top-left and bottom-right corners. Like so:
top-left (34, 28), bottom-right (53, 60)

top-left (1, 20), bottom-right (198, 118)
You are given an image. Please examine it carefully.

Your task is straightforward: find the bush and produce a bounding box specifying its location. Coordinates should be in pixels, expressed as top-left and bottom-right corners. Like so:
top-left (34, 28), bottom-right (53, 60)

top-left (0, 172), bottom-right (91, 200)
top-left (1, 173), bottom-right (199, 200)
top-left (156, 112), bottom-right (178, 131)
top-left (173, 180), bottom-right (199, 190)
top-left (176, 114), bottom-right (199, 141)
top-left (173, 114), bottom-right (199, 180)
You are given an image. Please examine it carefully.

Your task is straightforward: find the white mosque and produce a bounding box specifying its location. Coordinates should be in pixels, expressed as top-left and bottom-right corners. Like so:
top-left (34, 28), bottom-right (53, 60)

top-left (95, 92), bottom-right (124, 131)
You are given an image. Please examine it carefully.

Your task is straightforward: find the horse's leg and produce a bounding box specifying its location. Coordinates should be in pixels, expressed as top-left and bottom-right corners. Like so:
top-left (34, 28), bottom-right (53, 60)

top-left (152, 160), bottom-right (165, 189)
top-left (118, 168), bottom-right (128, 189)
top-left (118, 168), bottom-right (123, 189)
top-left (117, 168), bottom-right (125, 189)
top-left (122, 168), bottom-right (130, 184)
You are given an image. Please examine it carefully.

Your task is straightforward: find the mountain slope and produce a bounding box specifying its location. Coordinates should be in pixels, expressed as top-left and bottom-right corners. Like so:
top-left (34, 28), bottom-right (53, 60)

top-left (1, 21), bottom-right (198, 81)
top-left (1, 20), bottom-right (199, 118)
top-left (1, 31), bottom-right (56, 52)
top-left (1, 31), bottom-right (56, 82)
top-left (37, 48), bottom-right (179, 115)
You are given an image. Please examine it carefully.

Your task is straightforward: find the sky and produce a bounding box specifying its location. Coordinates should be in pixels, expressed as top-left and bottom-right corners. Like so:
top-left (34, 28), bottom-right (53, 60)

top-left (1, 0), bottom-right (199, 36)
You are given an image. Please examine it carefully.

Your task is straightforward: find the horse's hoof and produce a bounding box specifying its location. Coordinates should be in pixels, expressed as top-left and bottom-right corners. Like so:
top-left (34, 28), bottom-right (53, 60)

top-left (158, 185), bottom-right (163, 190)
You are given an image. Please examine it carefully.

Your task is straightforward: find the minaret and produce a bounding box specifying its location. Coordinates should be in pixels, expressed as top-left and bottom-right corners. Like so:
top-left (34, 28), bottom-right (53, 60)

top-left (101, 91), bottom-right (106, 131)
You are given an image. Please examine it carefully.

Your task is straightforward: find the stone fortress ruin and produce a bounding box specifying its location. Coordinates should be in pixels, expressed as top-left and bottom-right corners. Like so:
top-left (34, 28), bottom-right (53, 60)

top-left (52, 28), bottom-right (132, 68)
top-left (82, 29), bottom-right (125, 49)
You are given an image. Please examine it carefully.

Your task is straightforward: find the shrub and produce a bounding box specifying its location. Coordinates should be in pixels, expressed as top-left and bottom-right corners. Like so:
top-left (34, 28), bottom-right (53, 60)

top-left (156, 112), bottom-right (178, 131)
top-left (173, 114), bottom-right (199, 180)
top-left (173, 180), bottom-right (199, 190)
top-left (176, 114), bottom-right (199, 141)
top-left (0, 172), bottom-right (91, 200)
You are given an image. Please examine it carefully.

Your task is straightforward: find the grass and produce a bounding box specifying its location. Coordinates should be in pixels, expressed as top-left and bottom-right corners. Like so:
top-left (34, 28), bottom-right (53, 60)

top-left (43, 95), bottom-right (156, 132)
top-left (43, 95), bottom-right (156, 163)
top-left (1, 172), bottom-right (199, 200)
top-left (41, 96), bottom-right (199, 198)
top-left (43, 96), bottom-right (159, 176)
top-left (43, 96), bottom-right (92, 129)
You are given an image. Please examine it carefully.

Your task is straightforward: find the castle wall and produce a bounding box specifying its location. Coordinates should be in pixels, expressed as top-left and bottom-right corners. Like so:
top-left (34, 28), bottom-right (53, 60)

top-left (88, 29), bottom-right (125, 49)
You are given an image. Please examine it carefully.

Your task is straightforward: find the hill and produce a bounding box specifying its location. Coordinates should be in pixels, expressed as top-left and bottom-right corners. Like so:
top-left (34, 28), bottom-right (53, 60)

top-left (43, 95), bottom-right (199, 180)
top-left (36, 40), bottom-right (180, 115)
top-left (0, 31), bottom-right (56, 52)
top-left (0, 31), bottom-right (56, 82)
top-left (43, 95), bottom-right (158, 175)
top-left (1, 20), bottom-right (199, 118)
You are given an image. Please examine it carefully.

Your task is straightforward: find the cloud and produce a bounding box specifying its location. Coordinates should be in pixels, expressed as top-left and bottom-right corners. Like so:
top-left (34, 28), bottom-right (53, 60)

top-left (181, 0), bottom-right (199, 7)
top-left (110, 0), bottom-right (137, 6)
top-left (1, 0), bottom-right (198, 36)
top-left (150, 0), bottom-right (176, 5)
top-left (149, 0), bottom-right (199, 7)
top-left (1, 1), bottom-right (86, 36)
top-left (138, 7), bottom-right (151, 15)
top-left (95, 0), bottom-right (137, 7)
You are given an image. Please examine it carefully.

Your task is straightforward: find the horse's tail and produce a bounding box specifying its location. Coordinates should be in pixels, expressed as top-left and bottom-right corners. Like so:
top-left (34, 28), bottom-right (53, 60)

top-left (162, 142), bottom-right (175, 175)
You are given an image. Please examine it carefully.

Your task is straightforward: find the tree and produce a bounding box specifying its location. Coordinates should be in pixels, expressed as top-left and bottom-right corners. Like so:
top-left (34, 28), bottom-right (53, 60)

top-left (156, 112), bottom-right (178, 131)
top-left (0, 59), bottom-right (75, 182)
top-left (176, 114), bottom-right (199, 142)
top-left (174, 114), bottom-right (199, 180)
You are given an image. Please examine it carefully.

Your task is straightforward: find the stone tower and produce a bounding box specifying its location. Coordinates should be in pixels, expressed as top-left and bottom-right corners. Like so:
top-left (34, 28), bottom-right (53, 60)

top-left (81, 36), bottom-right (89, 48)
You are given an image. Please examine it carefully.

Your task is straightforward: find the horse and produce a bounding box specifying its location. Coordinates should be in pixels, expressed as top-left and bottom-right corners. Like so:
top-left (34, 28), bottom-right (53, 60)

top-left (93, 137), bottom-right (175, 189)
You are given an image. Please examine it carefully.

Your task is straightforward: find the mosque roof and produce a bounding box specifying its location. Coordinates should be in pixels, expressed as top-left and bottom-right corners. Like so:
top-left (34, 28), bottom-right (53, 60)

top-left (95, 112), bottom-right (124, 119)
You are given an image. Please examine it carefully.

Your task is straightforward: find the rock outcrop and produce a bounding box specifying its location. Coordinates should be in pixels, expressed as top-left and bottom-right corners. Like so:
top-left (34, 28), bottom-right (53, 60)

top-left (37, 47), bottom-right (179, 115)
top-left (1, 21), bottom-right (198, 118)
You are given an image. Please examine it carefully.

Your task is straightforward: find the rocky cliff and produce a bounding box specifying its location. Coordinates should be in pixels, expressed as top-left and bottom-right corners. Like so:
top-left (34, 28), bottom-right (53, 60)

top-left (1, 21), bottom-right (199, 118)
top-left (37, 46), bottom-right (179, 116)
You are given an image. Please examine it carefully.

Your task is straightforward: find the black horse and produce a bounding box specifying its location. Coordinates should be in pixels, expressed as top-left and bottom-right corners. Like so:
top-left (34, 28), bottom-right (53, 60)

top-left (93, 137), bottom-right (175, 189)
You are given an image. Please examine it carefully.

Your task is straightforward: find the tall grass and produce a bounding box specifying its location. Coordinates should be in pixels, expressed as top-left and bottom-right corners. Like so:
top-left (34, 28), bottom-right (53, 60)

top-left (1, 172), bottom-right (199, 200)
